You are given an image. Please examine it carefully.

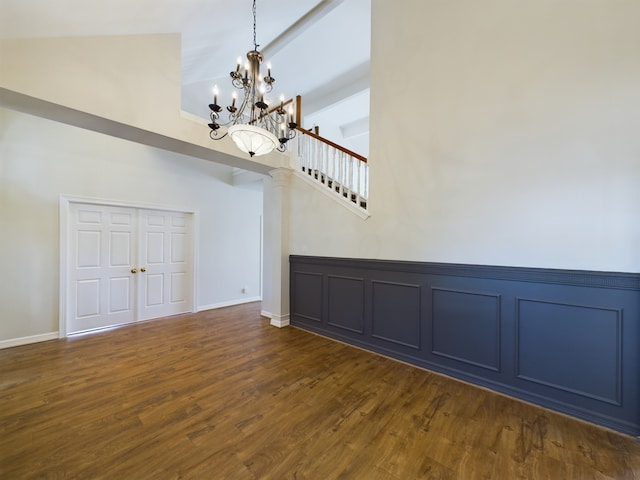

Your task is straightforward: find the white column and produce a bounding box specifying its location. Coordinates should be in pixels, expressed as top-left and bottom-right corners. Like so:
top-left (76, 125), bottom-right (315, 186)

top-left (262, 167), bottom-right (292, 327)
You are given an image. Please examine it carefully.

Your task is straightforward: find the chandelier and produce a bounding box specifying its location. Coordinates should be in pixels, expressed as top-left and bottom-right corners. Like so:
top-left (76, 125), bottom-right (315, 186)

top-left (207, 0), bottom-right (297, 157)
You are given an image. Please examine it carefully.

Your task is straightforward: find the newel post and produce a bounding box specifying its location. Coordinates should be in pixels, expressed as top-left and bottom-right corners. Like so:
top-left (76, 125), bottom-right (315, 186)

top-left (262, 167), bottom-right (292, 327)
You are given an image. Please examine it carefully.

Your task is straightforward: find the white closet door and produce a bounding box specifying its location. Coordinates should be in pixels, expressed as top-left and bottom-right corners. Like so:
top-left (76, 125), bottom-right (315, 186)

top-left (66, 203), bottom-right (193, 335)
top-left (68, 204), bottom-right (137, 334)
top-left (138, 210), bottom-right (193, 321)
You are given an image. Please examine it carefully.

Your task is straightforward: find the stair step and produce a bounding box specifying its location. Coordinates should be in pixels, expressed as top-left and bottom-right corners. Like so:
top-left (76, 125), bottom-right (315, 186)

top-left (299, 163), bottom-right (367, 212)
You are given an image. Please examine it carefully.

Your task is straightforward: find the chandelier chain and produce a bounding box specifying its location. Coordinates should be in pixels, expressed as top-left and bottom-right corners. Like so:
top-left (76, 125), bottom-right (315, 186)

top-left (252, 0), bottom-right (258, 50)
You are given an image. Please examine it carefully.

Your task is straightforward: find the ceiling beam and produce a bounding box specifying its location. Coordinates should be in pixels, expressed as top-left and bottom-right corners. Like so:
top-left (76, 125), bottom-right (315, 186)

top-left (303, 60), bottom-right (369, 115)
top-left (262, 0), bottom-right (344, 58)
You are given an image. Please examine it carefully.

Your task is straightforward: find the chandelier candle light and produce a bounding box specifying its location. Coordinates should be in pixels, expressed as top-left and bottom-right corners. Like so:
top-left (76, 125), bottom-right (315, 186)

top-left (208, 0), bottom-right (297, 157)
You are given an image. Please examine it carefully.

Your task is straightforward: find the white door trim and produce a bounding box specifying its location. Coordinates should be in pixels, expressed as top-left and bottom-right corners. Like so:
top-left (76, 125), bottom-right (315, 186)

top-left (59, 195), bottom-right (198, 337)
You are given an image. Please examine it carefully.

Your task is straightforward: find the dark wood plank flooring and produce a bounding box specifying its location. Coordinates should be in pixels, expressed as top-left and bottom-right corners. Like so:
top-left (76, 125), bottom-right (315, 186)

top-left (1, 302), bottom-right (639, 479)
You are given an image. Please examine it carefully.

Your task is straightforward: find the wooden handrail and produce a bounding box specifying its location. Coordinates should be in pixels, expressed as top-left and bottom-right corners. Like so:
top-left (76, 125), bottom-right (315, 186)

top-left (293, 94), bottom-right (366, 162)
top-left (295, 126), bottom-right (367, 163)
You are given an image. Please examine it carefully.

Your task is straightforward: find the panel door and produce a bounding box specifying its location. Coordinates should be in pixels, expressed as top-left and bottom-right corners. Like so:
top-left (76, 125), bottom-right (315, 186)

top-left (138, 210), bottom-right (193, 321)
top-left (68, 204), bottom-right (137, 333)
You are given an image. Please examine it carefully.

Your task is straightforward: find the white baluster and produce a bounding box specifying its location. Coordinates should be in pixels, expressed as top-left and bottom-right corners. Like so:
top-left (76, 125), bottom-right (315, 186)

top-left (344, 153), bottom-right (349, 197)
top-left (318, 141), bottom-right (323, 181)
top-left (313, 136), bottom-right (318, 177)
top-left (321, 142), bottom-right (326, 184)
top-left (317, 140), bottom-right (322, 180)
top-left (363, 163), bottom-right (369, 199)
top-left (340, 151), bottom-right (345, 196)
top-left (355, 156), bottom-right (360, 200)
top-left (332, 148), bottom-right (337, 190)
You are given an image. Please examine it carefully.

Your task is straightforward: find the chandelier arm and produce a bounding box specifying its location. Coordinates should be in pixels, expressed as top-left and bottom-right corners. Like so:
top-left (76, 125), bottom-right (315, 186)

top-left (235, 89), bottom-right (252, 124)
top-left (231, 77), bottom-right (245, 89)
top-left (209, 130), bottom-right (228, 140)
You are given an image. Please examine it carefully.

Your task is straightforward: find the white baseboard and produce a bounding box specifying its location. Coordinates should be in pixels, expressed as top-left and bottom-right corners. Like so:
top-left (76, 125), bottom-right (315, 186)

top-left (0, 332), bottom-right (59, 349)
top-left (270, 314), bottom-right (290, 328)
top-left (261, 310), bottom-right (290, 327)
top-left (198, 296), bottom-right (262, 312)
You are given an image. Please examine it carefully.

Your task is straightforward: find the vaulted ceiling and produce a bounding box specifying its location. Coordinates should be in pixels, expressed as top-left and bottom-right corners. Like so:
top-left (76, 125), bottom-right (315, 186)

top-left (0, 0), bottom-right (371, 156)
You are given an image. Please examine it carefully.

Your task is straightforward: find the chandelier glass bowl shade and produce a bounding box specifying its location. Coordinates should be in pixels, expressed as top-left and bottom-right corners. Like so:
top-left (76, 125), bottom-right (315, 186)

top-left (228, 124), bottom-right (279, 157)
top-left (207, 0), bottom-right (297, 157)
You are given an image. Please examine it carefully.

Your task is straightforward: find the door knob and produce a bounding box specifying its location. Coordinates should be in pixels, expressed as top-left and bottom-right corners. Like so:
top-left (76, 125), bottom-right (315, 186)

top-left (140, 267), bottom-right (147, 272)
top-left (131, 268), bottom-right (137, 274)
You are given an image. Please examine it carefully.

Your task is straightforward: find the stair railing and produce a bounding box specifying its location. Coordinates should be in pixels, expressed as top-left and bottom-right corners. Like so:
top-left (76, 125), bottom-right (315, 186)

top-left (290, 96), bottom-right (368, 210)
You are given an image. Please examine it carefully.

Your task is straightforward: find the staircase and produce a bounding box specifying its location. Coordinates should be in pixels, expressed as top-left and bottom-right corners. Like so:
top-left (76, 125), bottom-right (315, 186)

top-left (294, 125), bottom-right (369, 212)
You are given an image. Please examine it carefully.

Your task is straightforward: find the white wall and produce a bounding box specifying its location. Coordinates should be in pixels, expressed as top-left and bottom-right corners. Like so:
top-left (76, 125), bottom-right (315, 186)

top-left (0, 108), bottom-right (263, 342)
top-left (289, 0), bottom-right (640, 273)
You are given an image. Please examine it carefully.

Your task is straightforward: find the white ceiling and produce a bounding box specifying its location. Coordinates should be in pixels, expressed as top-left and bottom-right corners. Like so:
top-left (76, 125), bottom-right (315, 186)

top-left (0, 0), bottom-right (371, 156)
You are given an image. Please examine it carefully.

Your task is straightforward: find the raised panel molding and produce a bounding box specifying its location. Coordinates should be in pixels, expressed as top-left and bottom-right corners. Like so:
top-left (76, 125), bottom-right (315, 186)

top-left (327, 275), bottom-right (365, 334)
top-left (289, 255), bottom-right (640, 436)
top-left (431, 288), bottom-right (501, 372)
top-left (371, 281), bottom-right (421, 349)
top-left (291, 271), bottom-right (323, 323)
top-left (515, 298), bottom-right (622, 406)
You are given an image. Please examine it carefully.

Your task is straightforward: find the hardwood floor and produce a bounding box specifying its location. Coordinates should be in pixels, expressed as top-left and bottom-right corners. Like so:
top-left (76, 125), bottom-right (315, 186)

top-left (1, 302), bottom-right (639, 479)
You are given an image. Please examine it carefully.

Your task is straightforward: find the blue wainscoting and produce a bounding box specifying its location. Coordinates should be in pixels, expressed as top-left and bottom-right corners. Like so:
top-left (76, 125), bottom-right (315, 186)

top-left (289, 255), bottom-right (640, 436)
